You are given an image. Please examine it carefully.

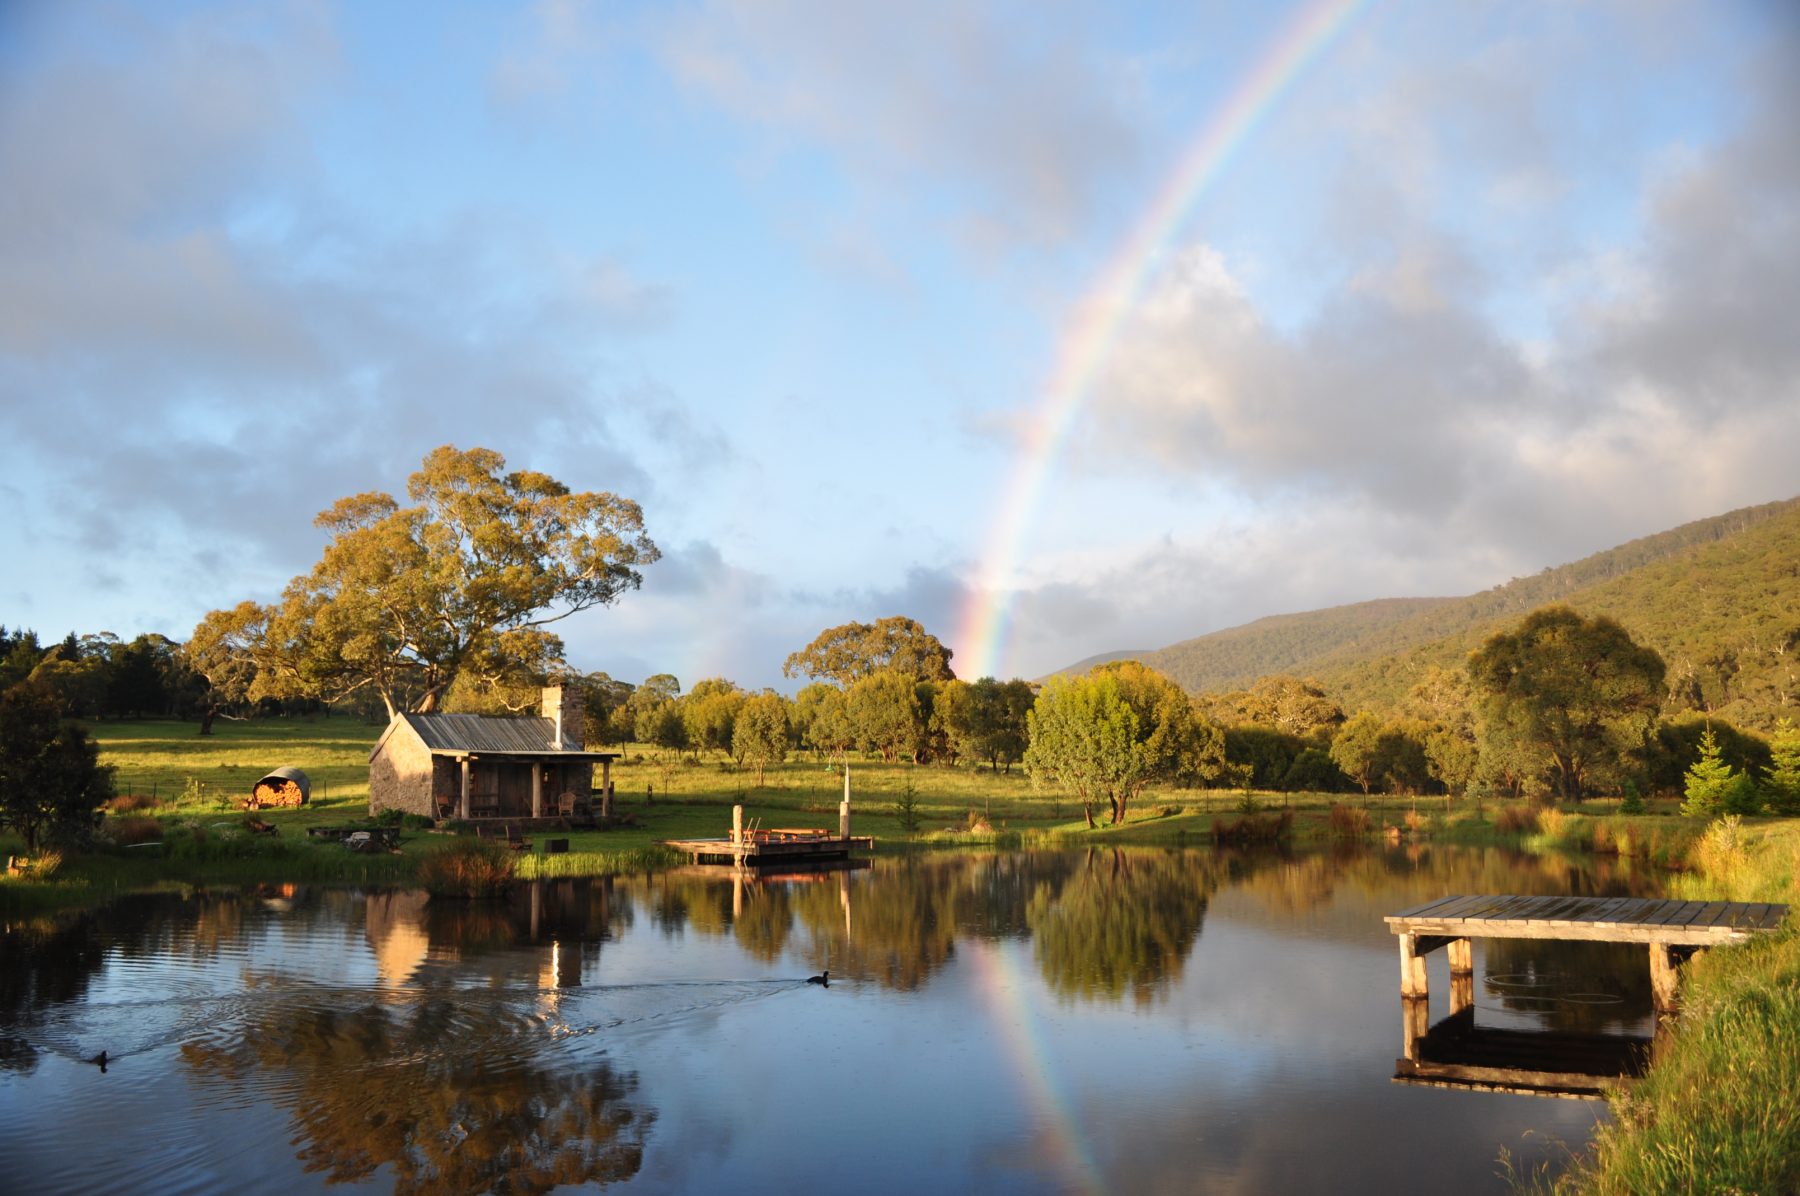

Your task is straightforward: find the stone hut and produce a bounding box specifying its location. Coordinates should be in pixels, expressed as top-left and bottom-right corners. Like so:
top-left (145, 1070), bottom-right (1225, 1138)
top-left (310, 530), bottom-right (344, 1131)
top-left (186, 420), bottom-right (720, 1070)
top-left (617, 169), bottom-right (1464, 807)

top-left (368, 686), bottom-right (620, 821)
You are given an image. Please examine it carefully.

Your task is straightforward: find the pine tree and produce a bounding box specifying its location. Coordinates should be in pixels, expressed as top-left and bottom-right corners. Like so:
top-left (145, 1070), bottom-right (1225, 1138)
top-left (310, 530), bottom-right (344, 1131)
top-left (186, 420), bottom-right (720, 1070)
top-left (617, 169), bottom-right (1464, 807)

top-left (1681, 727), bottom-right (1738, 817)
top-left (1766, 719), bottom-right (1800, 815)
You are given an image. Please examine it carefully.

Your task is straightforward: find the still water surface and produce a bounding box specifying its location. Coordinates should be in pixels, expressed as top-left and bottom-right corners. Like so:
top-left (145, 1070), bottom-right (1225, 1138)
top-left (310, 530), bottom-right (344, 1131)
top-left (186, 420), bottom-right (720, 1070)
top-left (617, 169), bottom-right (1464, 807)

top-left (1, 846), bottom-right (1667, 1194)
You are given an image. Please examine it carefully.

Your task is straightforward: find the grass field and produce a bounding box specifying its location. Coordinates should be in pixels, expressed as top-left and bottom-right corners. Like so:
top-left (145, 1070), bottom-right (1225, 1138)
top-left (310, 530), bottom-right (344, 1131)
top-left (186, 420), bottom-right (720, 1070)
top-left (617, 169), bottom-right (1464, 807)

top-left (0, 715), bottom-right (1722, 916)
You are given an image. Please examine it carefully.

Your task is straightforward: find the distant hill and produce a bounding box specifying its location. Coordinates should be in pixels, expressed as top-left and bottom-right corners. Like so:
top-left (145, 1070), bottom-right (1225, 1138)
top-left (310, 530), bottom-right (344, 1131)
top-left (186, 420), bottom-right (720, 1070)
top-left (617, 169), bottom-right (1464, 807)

top-left (1057, 496), bottom-right (1800, 730)
top-left (1040, 649), bottom-right (1152, 680)
top-left (1052, 598), bottom-right (1455, 691)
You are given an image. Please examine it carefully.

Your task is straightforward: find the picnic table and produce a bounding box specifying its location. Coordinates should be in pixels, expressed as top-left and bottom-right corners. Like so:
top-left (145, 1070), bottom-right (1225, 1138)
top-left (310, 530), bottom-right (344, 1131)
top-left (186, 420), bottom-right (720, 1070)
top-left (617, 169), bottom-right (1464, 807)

top-left (306, 825), bottom-right (403, 848)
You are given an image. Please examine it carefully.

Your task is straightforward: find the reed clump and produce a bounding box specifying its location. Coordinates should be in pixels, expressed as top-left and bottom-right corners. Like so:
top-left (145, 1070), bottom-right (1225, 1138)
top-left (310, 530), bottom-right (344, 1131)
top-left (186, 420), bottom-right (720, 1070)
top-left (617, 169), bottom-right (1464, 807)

top-left (1492, 804), bottom-right (1540, 835)
top-left (418, 838), bottom-right (516, 897)
top-left (1327, 803), bottom-right (1370, 839)
top-left (1211, 809), bottom-right (1293, 844)
top-left (105, 794), bottom-right (161, 813)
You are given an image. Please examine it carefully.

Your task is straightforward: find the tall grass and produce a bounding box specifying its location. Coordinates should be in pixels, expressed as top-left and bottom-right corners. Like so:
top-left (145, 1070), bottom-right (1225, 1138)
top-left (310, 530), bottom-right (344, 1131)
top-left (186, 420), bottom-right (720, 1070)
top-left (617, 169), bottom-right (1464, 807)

top-left (1543, 819), bottom-right (1800, 1194)
top-left (417, 839), bottom-right (516, 896)
top-left (1493, 804), bottom-right (1540, 835)
top-left (516, 845), bottom-right (683, 878)
top-left (1551, 927), bottom-right (1800, 1194)
top-left (1327, 803), bottom-right (1370, 838)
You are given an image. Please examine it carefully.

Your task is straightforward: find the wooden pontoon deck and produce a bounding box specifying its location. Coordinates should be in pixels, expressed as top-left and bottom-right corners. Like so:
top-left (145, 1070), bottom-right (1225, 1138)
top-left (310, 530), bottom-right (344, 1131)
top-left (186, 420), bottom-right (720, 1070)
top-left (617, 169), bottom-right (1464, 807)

top-left (662, 829), bottom-right (874, 866)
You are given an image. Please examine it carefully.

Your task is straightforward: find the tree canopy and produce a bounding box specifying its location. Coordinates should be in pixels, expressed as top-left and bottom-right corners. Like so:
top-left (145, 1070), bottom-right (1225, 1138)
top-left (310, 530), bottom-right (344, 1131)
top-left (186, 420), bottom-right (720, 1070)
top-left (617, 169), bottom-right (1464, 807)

top-left (782, 616), bottom-right (954, 685)
top-left (0, 681), bottom-right (114, 851)
top-left (1467, 605), bottom-right (1666, 800)
top-left (190, 446), bottom-right (658, 719)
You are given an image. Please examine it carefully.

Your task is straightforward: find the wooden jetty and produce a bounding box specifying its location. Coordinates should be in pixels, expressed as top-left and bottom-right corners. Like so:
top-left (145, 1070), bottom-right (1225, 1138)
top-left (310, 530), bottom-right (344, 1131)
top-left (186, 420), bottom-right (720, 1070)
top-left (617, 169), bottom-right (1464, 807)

top-left (1385, 894), bottom-right (1786, 1097)
top-left (661, 791), bottom-right (873, 868)
top-left (1387, 894), bottom-right (1786, 1013)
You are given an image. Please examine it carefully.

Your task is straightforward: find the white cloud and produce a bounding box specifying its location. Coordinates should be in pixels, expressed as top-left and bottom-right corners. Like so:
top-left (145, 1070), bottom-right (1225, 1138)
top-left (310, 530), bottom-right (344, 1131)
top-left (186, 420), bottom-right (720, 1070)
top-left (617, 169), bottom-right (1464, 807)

top-left (659, 0), bottom-right (1139, 248)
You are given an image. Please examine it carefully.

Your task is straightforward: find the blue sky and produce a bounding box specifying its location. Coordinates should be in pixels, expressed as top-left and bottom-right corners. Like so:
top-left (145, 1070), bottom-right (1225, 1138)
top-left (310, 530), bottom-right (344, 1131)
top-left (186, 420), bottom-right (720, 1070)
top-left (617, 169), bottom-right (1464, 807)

top-left (2, 0), bottom-right (1795, 691)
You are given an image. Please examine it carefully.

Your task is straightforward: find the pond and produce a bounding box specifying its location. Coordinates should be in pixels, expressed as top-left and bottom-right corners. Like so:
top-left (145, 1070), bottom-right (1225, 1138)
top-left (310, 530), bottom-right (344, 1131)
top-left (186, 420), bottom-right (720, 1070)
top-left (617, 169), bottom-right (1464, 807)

top-left (0, 845), bottom-right (1669, 1193)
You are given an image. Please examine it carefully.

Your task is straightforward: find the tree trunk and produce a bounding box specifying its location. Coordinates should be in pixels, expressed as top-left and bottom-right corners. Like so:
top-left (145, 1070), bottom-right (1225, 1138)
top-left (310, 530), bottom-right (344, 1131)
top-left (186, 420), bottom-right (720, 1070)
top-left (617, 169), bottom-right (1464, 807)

top-left (1083, 802), bottom-right (1096, 829)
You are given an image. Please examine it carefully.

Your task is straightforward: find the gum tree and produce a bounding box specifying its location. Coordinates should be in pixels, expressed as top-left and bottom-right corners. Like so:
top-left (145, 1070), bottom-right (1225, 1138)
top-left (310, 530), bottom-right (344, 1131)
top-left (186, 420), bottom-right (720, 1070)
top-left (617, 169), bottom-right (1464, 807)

top-left (191, 446), bottom-right (657, 719)
top-left (1468, 606), bottom-right (1665, 801)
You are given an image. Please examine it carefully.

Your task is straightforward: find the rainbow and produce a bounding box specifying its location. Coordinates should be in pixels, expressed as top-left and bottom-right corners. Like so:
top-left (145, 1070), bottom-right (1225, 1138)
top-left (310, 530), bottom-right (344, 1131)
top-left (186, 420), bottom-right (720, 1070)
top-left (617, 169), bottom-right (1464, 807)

top-left (965, 937), bottom-right (1106, 1192)
top-left (953, 0), bottom-right (1369, 679)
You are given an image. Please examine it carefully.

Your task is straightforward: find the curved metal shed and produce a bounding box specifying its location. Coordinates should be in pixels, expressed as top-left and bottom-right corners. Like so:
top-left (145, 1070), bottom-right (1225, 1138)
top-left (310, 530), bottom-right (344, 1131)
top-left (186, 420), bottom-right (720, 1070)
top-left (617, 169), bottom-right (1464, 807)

top-left (252, 765), bottom-right (311, 806)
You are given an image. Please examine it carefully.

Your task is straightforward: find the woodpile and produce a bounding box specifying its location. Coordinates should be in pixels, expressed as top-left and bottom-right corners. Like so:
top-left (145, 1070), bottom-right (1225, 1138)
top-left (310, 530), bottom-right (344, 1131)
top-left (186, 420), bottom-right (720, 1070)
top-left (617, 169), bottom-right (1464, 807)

top-left (248, 779), bottom-right (305, 807)
top-left (248, 767), bottom-right (311, 808)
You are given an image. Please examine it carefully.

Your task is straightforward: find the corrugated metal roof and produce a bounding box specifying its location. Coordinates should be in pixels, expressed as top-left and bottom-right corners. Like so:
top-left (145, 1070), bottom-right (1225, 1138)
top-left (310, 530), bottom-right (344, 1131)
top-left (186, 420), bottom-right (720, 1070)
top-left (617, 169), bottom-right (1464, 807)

top-left (399, 712), bottom-right (601, 756)
top-left (256, 765), bottom-right (311, 798)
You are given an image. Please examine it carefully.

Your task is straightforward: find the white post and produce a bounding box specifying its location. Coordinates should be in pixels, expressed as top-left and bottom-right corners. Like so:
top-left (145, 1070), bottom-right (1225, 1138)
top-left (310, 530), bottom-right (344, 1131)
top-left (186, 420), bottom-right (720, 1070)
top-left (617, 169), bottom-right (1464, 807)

top-left (733, 804), bottom-right (745, 867)
top-left (840, 765), bottom-right (851, 840)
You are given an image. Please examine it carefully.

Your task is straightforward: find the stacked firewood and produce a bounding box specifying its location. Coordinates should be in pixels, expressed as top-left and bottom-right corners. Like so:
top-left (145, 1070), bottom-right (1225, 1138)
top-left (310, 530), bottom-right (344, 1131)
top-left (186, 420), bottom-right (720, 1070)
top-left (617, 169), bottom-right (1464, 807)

top-left (248, 778), bottom-right (307, 808)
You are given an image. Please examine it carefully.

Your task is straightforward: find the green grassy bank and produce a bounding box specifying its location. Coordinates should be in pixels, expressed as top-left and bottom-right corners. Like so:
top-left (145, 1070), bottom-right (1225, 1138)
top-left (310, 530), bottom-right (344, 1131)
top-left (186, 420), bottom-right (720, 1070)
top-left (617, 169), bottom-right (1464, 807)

top-left (0, 717), bottom-right (1727, 916)
top-left (1534, 819), bottom-right (1800, 1195)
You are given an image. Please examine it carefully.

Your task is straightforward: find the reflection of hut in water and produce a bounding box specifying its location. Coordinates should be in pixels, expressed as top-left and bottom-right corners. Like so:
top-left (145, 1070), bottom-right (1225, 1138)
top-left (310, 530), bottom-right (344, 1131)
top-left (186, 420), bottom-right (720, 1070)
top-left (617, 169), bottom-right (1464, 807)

top-left (251, 766), bottom-right (310, 807)
top-left (365, 891), bottom-right (432, 986)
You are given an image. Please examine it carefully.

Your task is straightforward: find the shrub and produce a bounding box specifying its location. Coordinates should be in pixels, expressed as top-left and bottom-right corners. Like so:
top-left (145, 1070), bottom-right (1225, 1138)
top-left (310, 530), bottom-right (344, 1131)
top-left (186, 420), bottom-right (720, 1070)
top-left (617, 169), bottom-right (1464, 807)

top-left (1403, 808), bottom-right (1427, 836)
top-left (1327, 803), bottom-right (1370, 838)
top-left (106, 794), bottom-right (161, 813)
top-left (1538, 807), bottom-right (1567, 841)
top-left (1493, 804), bottom-right (1540, 835)
top-left (402, 813), bottom-right (435, 830)
top-left (375, 808), bottom-right (405, 827)
top-left (418, 839), bottom-right (516, 897)
top-left (1690, 814), bottom-right (1747, 880)
top-left (1619, 780), bottom-right (1646, 815)
top-left (106, 815), bottom-right (164, 845)
top-left (1213, 809), bottom-right (1293, 844)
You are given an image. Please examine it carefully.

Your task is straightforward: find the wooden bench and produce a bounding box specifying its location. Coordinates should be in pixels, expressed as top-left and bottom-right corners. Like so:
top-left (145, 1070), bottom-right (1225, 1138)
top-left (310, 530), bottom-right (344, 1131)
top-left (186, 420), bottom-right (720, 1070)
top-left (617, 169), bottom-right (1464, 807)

top-left (479, 823), bottom-right (531, 851)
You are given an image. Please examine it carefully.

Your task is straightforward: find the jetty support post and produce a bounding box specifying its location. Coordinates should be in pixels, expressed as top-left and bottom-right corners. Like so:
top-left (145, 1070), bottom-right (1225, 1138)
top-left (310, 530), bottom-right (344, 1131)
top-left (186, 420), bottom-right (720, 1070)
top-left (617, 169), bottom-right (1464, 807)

top-left (1650, 944), bottom-right (1697, 1013)
top-left (1401, 994), bottom-right (1431, 1063)
top-left (1398, 931), bottom-right (1437, 1000)
top-left (460, 757), bottom-right (472, 820)
top-left (840, 766), bottom-right (851, 841)
top-left (1447, 937), bottom-right (1474, 1016)
top-left (732, 804), bottom-right (745, 868)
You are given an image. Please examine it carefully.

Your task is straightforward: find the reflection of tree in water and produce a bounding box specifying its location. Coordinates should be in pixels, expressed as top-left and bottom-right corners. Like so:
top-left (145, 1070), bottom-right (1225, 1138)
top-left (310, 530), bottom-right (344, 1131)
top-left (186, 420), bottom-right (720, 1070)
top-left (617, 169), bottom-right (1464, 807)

top-left (790, 857), bottom-right (971, 990)
top-left (0, 890), bottom-right (269, 1073)
top-left (182, 997), bottom-right (652, 1193)
top-left (733, 882), bottom-right (793, 961)
top-left (1225, 840), bottom-right (1674, 926)
top-left (1028, 848), bottom-right (1213, 1004)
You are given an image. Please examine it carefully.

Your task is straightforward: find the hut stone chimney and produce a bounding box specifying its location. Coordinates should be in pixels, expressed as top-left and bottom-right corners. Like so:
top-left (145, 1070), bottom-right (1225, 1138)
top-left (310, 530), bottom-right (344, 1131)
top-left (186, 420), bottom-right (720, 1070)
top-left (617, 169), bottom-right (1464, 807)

top-left (542, 685), bottom-right (567, 750)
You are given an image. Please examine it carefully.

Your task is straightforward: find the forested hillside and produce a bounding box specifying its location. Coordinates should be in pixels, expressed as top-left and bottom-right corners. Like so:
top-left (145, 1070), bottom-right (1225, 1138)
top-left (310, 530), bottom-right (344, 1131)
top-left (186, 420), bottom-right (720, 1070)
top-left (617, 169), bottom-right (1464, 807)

top-left (1076, 497), bottom-right (1800, 730)
top-left (1117, 598), bottom-right (1456, 693)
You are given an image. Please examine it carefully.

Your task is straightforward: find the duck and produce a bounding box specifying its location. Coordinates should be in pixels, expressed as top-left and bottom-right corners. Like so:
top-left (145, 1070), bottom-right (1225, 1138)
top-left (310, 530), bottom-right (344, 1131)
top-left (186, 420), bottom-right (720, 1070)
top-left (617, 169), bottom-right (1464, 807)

top-left (806, 970), bottom-right (829, 986)
top-left (86, 1050), bottom-right (108, 1072)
